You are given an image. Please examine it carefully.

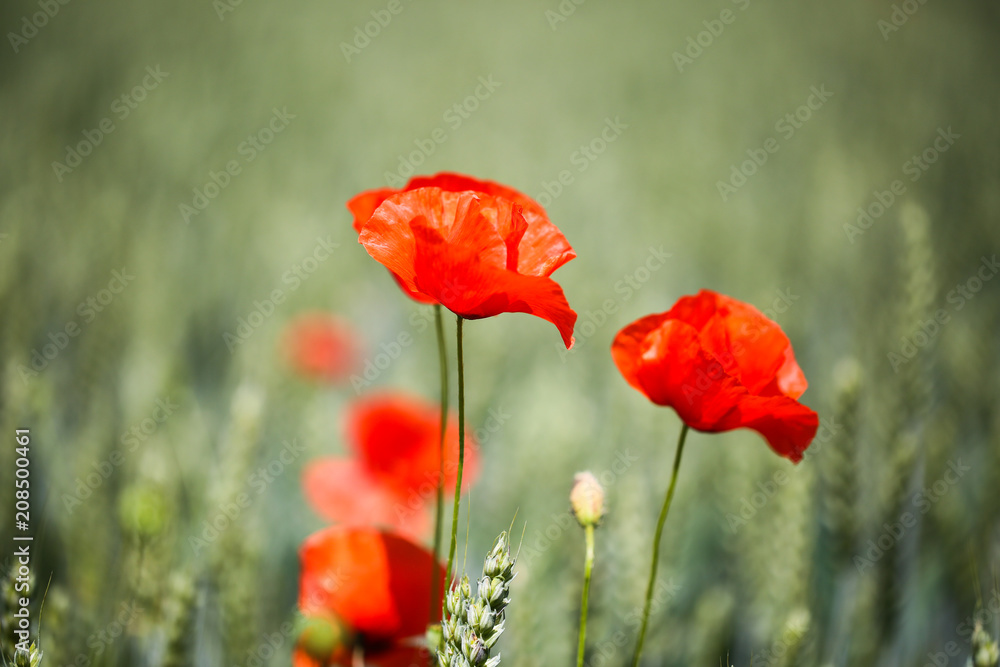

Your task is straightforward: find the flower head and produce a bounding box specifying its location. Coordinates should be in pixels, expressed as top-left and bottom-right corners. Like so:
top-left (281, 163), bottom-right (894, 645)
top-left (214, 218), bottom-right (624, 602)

top-left (303, 392), bottom-right (480, 539)
top-left (612, 290), bottom-right (818, 462)
top-left (348, 173), bottom-right (578, 347)
top-left (570, 471), bottom-right (605, 527)
top-left (295, 526), bottom-right (444, 667)
top-left (283, 313), bottom-right (362, 383)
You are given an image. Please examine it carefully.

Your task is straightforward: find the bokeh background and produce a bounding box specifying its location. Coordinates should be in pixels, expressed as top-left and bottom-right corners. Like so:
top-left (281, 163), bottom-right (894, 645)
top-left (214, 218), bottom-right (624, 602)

top-left (1, 0), bottom-right (999, 665)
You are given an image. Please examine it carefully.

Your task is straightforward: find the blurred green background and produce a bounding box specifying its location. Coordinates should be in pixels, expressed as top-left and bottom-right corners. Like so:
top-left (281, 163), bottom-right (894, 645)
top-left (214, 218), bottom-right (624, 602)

top-left (1, 0), bottom-right (999, 665)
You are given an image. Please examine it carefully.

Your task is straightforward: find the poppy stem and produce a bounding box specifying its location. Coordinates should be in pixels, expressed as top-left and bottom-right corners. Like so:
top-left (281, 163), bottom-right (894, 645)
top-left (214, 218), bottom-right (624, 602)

top-left (576, 523), bottom-right (595, 667)
top-left (630, 423), bottom-right (689, 667)
top-left (431, 304), bottom-right (448, 619)
top-left (444, 316), bottom-right (466, 596)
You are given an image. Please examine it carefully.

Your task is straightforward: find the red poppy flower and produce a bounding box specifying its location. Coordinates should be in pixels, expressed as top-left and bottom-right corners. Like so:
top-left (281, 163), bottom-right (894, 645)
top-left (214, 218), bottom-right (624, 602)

top-left (348, 172), bottom-right (578, 348)
top-left (295, 526), bottom-right (443, 666)
top-left (612, 290), bottom-right (818, 462)
top-left (303, 392), bottom-right (479, 539)
top-left (302, 459), bottom-right (431, 541)
top-left (283, 314), bottom-right (362, 382)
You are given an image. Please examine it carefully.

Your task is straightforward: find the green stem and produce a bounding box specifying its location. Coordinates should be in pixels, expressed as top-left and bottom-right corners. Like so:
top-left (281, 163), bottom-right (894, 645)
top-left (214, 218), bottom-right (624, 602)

top-left (576, 523), bottom-right (595, 667)
top-left (444, 316), bottom-right (465, 595)
top-left (630, 424), bottom-right (690, 667)
top-left (430, 305), bottom-right (448, 618)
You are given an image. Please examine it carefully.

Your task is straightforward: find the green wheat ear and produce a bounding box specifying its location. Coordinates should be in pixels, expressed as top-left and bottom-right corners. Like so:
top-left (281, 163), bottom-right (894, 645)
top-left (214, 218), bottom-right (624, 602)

top-left (161, 573), bottom-right (197, 667)
top-left (11, 643), bottom-right (41, 667)
top-left (968, 621), bottom-right (1000, 667)
top-left (438, 531), bottom-right (515, 667)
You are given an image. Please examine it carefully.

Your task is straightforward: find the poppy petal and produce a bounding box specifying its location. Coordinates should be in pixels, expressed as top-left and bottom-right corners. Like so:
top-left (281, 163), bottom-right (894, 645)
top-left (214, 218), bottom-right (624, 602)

top-left (293, 648), bottom-right (327, 667)
top-left (401, 173), bottom-right (574, 277)
top-left (283, 313), bottom-right (362, 383)
top-left (302, 458), bottom-right (430, 541)
top-left (612, 292), bottom-right (818, 462)
top-left (299, 526), bottom-right (445, 643)
top-left (664, 290), bottom-right (805, 398)
top-left (360, 190), bottom-right (509, 296)
top-left (628, 319), bottom-right (748, 428)
top-left (610, 311), bottom-right (672, 393)
top-left (345, 393), bottom-right (480, 499)
top-left (365, 645), bottom-right (434, 667)
top-left (351, 174), bottom-right (576, 334)
top-left (408, 216), bottom-right (577, 347)
top-left (714, 394), bottom-right (819, 463)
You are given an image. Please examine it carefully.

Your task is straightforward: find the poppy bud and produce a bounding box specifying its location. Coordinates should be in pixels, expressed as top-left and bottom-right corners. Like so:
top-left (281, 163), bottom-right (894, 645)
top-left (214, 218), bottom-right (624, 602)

top-left (570, 471), bottom-right (605, 528)
top-left (296, 614), bottom-right (349, 661)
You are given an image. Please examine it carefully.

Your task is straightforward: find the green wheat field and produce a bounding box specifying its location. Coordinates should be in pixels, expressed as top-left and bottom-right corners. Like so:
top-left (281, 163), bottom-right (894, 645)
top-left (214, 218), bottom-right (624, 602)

top-left (1, 0), bottom-right (999, 665)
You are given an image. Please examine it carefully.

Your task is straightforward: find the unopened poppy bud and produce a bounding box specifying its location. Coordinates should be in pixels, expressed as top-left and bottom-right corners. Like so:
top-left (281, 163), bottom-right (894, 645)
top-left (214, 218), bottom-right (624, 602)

top-left (570, 471), bottom-right (605, 527)
top-left (297, 614), bottom-right (349, 661)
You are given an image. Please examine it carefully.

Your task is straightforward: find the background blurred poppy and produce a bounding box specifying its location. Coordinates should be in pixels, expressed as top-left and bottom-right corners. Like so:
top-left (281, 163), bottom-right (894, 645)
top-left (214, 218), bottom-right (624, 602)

top-left (303, 392), bottom-right (479, 538)
top-left (296, 526), bottom-right (443, 666)
top-left (283, 313), bottom-right (363, 383)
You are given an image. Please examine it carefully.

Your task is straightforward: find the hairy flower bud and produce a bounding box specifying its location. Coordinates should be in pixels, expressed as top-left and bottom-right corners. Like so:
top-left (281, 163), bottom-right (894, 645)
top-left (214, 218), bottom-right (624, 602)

top-left (570, 471), bottom-right (605, 527)
top-left (297, 614), bottom-right (349, 662)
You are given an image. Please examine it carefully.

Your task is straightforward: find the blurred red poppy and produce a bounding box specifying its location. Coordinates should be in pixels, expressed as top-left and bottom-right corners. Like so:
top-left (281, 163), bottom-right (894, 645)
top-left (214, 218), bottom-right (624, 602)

top-left (348, 172), bottom-right (578, 348)
top-left (302, 459), bottom-right (431, 542)
top-left (283, 313), bottom-right (362, 382)
top-left (612, 290), bottom-right (818, 462)
top-left (303, 392), bottom-right (479, 539)
top-left (295, 526), bottom-right (443, 666)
